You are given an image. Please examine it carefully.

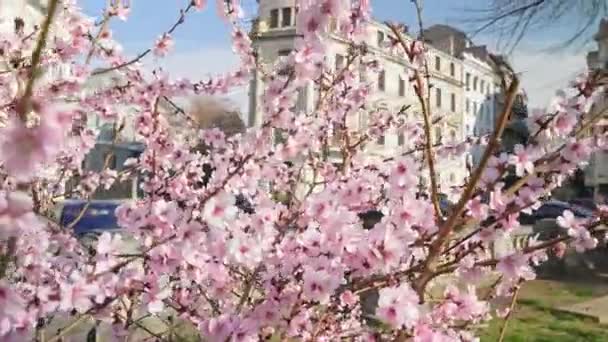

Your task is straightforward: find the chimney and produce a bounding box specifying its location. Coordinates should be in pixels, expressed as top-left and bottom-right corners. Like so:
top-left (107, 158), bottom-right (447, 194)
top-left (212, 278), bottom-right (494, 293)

top-left (449, 35), bottom-right (454, 56)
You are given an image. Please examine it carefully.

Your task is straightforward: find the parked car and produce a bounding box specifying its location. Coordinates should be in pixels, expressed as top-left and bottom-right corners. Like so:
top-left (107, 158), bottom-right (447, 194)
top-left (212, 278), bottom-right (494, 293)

top-left (569, 198), bottom-right (597, 211)
top-left (519, 200), bottom-right (593, 225)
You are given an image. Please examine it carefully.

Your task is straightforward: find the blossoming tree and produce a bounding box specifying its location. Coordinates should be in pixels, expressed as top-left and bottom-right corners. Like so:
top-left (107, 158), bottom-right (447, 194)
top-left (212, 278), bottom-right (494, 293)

top-left (0, 0), bottom-right (607, 341)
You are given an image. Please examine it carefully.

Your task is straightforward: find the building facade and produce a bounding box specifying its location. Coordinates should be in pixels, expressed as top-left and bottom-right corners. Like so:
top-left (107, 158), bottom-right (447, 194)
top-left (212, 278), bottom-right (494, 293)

top-left (247, 1), bottom-right (508, 192)
top-left (585, 18), bottom-right (608, 201)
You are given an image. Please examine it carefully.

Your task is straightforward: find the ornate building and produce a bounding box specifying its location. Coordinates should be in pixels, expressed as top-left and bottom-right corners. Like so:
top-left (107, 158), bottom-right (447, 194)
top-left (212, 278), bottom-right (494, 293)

top-left (585, 18), bottom-right (608, 201)
top-left (247, 0), bottom-right (510, 192)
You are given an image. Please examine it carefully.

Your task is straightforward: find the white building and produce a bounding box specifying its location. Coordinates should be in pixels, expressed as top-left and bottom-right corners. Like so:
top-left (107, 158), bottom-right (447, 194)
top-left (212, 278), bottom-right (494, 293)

top-left (247, 1), bottom-right (507, 192)
top-left (0, 0), bottom-right (46, 33)
top-left (585, 18), bottom-right (608, 201)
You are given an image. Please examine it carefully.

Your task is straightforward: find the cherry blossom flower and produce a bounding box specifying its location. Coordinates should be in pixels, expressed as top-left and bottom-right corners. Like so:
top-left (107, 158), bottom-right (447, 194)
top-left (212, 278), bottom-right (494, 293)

top-left (193, 0), bottom-right (206, 11)
top-left (153, 33), bottom-right (174, 57)
top-left (143, 279), bottom-right (172, 313)
top-left (558, 210), bottom-right (597, 252)
top-left (496, 253), bottom-right (535, 282)
top-left (203, 191), bottom-right (237, 228)
top-left (301, 266), bottom-right (341, 304)
top-left (0, 0), bottom-right (605, 339)
top-left (376, 283), bottom-right (420, 328)
top-left (509, 144), bottom-right (537, 176)
top-left (0, 116), bottom-right (64, 181)
top-left (466, 197), bottom-right (489, 221)
top-left (59, 276), bottom-right (97, 313)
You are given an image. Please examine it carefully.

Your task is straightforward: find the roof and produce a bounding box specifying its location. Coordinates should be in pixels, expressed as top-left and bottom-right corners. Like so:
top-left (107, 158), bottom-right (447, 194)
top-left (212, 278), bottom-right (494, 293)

top-left (423, 24), bottom-right (468, 40)
top-left (27, 0), bottom-right (48, 12)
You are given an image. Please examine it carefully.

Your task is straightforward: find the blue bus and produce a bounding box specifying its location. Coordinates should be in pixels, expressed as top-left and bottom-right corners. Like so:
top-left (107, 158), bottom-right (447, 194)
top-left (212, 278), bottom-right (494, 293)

top-left (58, 200), bottom-right (123, 236)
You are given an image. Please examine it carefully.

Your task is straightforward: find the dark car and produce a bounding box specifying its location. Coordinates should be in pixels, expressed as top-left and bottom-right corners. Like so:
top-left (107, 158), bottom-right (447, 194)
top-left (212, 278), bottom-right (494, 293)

top-left (570, 198), bottom-right (597, 211)
top-left (519, 200), bottom-right (593, 225)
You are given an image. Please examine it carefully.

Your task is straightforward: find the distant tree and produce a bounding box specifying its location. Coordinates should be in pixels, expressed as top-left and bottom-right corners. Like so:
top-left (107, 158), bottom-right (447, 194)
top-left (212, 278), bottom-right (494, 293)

top-left (467, 0), bottom-right (608, 51)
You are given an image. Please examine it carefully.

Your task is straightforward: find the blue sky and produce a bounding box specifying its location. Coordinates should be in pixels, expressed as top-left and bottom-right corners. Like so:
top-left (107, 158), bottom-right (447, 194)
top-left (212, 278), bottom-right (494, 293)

top-left (79, 0), bottom-right (593, 108)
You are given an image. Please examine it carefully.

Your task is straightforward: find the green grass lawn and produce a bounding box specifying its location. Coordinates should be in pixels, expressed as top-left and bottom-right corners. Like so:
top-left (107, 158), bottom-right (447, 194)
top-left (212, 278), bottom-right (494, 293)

top-left (481, 280), bottom-right (608, 341)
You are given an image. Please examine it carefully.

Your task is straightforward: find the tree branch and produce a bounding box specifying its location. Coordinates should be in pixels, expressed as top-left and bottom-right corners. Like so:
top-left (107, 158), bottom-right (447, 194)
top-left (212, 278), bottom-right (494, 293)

top-left (92, 2), bottom-right (195, 76)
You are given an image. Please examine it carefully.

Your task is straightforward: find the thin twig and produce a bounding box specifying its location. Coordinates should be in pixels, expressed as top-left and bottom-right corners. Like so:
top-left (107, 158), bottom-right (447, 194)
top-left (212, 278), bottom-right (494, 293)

top-left (498, 284), bottom-right (521, 342)
top-left (422, 79), bottom-right (520, 278)
top-left (411, 1), bottom-right (443, 220)
top-left (387, 20), bottom-right (441, 221)
top-left (46, 315), bottom-right (90, 342)
top-left (92, 2), bottom-right (195, 76)
top-left (19, 0), bottom-right (60, 119)
top-left (471, 0), bottom-right (546, 37)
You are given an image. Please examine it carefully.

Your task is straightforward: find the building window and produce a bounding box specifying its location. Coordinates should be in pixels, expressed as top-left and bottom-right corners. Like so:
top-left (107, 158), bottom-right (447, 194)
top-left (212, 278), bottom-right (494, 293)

top-left (465, 73), bottom-right (471, 88)
top-left (466, 99), bottom-right (470, 113)
top-left (480, 80), bottom-right (485, 94)
top-left (398, 77), bottom-right (406, 97)
top-left (378, 70), bottom-right (385, 91)
top-left (449, 173), bottom-right (456, 183)
top-left (450, 93), bottom-right (456, 112)
top-left (435, 88), bottom-right (442, 108)
top-left (398, 133), bottom-right (405, 146)
top-left (335, 54), bottom-right (345, 70)
top-left (435, 56), bottom-right (441, 71)
top-left (450, 62), bottom-right (455, 77)
top-left (269, 9), bottom-right (279, 28)
top-left (377, 31), bottom-right (385, 46)
top-left (435, 127), bottom-right (442, 143)
top-left (377, 134), bottom-right (385, 145)
top-left (486, 84), bottom-right (491, 95)
top-left (473, 101), bottom-right (478, 114)
top-left (278, 49), bottom-right (291, 57)
top-left (450, 129), bottom-right (457, 142)
top-left (473, 77), bottom-right (478, 91)
top-left (329, 18), bottom-right (338, 31)
top-left (281, 8), bottom-right (292, 27)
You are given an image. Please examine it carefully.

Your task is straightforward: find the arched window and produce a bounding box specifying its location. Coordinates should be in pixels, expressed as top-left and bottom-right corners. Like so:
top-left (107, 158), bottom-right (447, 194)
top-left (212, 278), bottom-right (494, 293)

top-left (378, 70), bottom-right (386, 91)
top-left (281, 8), bottom-right (292, 27)
top-left (450, 62), bottom-right (455, 77)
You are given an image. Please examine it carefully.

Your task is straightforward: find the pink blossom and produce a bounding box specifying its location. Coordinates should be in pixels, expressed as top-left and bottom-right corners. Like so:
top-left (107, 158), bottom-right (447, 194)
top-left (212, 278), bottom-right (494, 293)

top-left (509, 144), bottom-right (536, 176)
top-left (193, 0), bottom-right (206, 11)
top-left (496, 253), bottom-right (535, 281)
top-left (297, 8), bottom-right (328, 38)
top-left (489, 185), bottom-right (508, 213)
top-left (229, 232), bottom-right (264, 269)
top-left (0, 116), bottom-right (64, 181)
top-left (60, 277), bottom-right (97, 313)
top-left (561, 138), bottom-right (592, 163)
top-left (553, 111), bottom-right (577, 137)
top-left (143, 280), bottom-right (171, 313)
top-left (203, 191), bottom-right (237, 228)
top-left (0, 191), bottom-right (41, 239)
top-left (99, 233), bottom-right (124, 256)
top-left (557, 210), bottom-right (580, 230)
top-left (301, 267), bottom-right (341, 304)
top-left (466, 197), bottom-right (488, 221)
top-left (153, 33), bottom-right (174, 57)
top-left (0, 281), bottom-right (26, 335)
top-left (559, 211), bottom-right (597, 252)
top-left (376, 283), bottom-right (420, 328)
